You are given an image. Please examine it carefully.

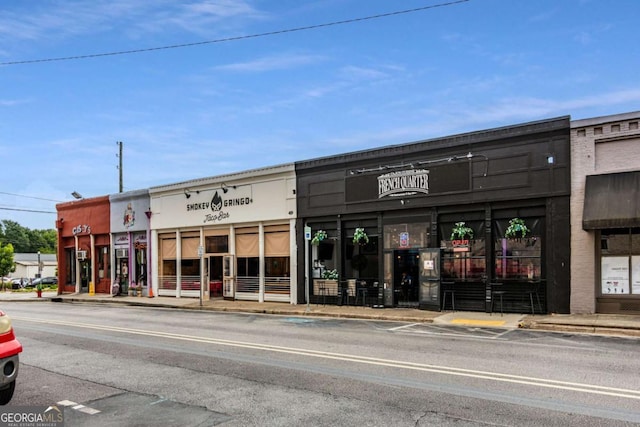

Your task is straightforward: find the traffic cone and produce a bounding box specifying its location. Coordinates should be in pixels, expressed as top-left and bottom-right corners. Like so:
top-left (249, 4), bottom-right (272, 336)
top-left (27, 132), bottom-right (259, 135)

top-left (148, 285), bottom-right (154, 298)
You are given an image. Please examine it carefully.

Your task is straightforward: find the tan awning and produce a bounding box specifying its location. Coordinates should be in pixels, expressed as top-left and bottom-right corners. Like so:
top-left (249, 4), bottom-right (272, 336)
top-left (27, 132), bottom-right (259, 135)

top-left (582, 171), bottom-right (640, 229)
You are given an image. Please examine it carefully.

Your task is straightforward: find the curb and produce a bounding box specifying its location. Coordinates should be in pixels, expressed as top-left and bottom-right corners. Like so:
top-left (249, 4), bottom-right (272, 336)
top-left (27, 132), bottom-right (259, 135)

top-left (12, 295), bottom-right (640, 337)
top-left (51, 296), bottom-right (437, 323)
top-left (519, 320), bottom-right (640, 338)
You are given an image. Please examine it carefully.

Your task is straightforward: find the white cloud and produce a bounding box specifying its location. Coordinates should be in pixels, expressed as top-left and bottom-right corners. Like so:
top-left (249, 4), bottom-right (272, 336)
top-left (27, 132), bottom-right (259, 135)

top-left (338, 65), bottom-right (389, 81)
top-left (0, 99), bottom-right (30, 107)
top-left (214, 53), bottom-right (326, 72)
top-left (183, 0), bottom-right (261, 18)
top-left (573, 31), bottom-right (592, 45)
top-left (0, 1), bottom-right (265, 43)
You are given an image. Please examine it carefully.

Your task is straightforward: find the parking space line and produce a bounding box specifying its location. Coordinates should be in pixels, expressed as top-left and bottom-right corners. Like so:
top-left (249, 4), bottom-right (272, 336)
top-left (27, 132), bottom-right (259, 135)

top-left (387, 323), bottom-right (419, 331)
top-left (57, 400), bottom-right (101, 415)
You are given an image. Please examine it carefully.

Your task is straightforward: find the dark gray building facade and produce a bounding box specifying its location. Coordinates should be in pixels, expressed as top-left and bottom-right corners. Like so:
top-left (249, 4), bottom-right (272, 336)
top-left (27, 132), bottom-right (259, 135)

top-left (295, 117), bottom-right (571, 314)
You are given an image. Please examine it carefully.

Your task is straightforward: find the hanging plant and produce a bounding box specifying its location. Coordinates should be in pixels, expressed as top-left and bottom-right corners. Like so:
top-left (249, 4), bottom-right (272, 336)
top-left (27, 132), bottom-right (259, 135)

top-left (450, 222), bottom-right (474, 240)
top-left (311, 230), bottom-right (327, 246)
top-left (353, 228), bottom-right (369, 245)
top-left (505, 217), bottom-right (530, 239)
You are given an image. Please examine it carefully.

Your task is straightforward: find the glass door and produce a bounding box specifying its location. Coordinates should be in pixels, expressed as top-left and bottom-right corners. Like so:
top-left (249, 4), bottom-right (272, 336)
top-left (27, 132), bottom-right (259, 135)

top-left (393, 249), bottom-right (420, 307)
top-left (419, 248), bottom-right (441, 310)
top-left (209, 256), bottom-right (223, 298)
top-left (223, 255), bottom-right (235, 298)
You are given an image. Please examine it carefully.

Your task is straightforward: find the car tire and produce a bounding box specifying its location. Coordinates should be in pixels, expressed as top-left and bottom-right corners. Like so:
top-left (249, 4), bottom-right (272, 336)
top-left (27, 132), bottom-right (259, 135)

top-left (0, 380), bottom-right (15, 405)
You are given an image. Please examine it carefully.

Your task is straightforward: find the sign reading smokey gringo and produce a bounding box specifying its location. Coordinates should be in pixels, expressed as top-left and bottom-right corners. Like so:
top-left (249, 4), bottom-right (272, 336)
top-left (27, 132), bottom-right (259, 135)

top-left (186, 190), bottom-right (253, 223)
top-left (378, 169), bottom-right (429, 198)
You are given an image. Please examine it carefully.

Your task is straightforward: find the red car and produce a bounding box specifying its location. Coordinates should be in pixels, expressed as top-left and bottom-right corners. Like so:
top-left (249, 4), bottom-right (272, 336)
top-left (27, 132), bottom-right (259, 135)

top-left (0, 310), bottom-right (22, 405)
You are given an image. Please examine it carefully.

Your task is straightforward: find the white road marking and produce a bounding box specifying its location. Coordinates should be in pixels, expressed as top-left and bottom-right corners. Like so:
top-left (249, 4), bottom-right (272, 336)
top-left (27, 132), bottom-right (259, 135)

top-left (20, 317), bottom-right (640, 402)
top-left (57, 400), bottom-right (101, 415)
top-left (387, 323), bottom-right (419, 331)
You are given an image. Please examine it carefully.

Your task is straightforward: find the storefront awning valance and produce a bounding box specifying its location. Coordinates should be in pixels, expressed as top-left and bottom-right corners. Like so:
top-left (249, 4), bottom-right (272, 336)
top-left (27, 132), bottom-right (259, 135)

top-left (582, 171), bottom-right (640, 229)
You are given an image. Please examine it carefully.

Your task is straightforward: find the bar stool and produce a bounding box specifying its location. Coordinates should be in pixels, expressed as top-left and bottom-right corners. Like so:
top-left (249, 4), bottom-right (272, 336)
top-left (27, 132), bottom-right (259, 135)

top-left (490, 282), bottom-right (505, 316)
top-left (317, 280), bottom-right (328, 306)
top-left (441, 281), bottom-right (456, 311)
top-left (344, 286), bottom-right (351, 306)
top-left (356, 288), bottom-right (368, 307)
top-left (525, 281), bottom-right (542, 315)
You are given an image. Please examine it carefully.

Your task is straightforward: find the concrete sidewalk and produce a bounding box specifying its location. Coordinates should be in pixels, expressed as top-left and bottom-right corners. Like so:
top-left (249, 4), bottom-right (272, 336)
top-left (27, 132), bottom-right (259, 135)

top-left (2, 290), bottom-right (640, 337)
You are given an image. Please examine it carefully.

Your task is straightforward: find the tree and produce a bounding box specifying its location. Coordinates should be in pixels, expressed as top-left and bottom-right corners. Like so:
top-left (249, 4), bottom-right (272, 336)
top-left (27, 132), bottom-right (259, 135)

top-left (0, 243), bottom-right (16, 291)
top-left (0, 220), bottom-right (56, 253)
top-left (1, 220), bottom-right (29, 252)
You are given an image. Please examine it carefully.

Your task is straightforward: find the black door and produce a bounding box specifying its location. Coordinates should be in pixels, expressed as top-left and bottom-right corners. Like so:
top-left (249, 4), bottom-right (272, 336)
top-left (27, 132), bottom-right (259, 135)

top-left (393, 249), bottom-right (420, 307)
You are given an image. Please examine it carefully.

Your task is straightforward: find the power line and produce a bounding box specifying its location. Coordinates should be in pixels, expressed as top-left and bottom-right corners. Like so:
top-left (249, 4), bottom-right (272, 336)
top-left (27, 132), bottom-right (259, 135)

top-left (0, 192), bottom-right (63, 203)
top-left (0, 207), bottom-right (56, 214)
top-left (1, 1), bottom-right (469, 66)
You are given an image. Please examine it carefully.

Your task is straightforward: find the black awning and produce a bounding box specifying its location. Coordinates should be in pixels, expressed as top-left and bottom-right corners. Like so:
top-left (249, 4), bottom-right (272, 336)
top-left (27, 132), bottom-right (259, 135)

top-left (582, 171), bottom-right (640, 230)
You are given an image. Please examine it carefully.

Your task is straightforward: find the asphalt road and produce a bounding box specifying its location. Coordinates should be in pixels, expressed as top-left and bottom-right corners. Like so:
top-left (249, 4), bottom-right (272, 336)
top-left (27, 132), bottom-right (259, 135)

top-left (6, 301), bottom-right (640, 426)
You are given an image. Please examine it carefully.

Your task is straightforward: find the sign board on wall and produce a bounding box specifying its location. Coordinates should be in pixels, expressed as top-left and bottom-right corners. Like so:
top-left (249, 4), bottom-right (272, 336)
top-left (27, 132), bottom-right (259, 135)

top-left (632, 256), bottom-right (640, 294)
top-left (601, 256), bottom-right (629, 295)
top-left (151, 179), bottom-right (294, 229)
top-left (345, 162), bottom-right (470, 203)
top-left (110, 195), bottom-right (150, 233)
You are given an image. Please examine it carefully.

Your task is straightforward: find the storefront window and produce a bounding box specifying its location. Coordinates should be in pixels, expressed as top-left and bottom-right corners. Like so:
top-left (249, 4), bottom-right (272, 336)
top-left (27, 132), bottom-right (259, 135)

top-left (159, 235), bottom-right (177, 290)
top-left (492, 217), bottom-right (543, 281)
top-left (601, 229), bottom-right (631, 255)
top-left (135, 247), bottom-right (146, 286)
top-left (494, 237), bottom-right (541, 280)
top-left (440, 220), bottom-right (486, 280)
top-left (309, 225), bottom-right (337, 278)
top-left (96, 246), bottom-right (110, 280)
top-left (65, 249), bottom-right (76, 285)
top-left (161, 259), bottom-right (176, 276)
top-left (181, 259), bottom-right (200, 276)
top-left (206, 235), bottom-right (228, 253)
top-left (441, 240), bottom-right (486, 280)
top-left (383, 223), bottom-right (430, 249)
top-left (345, 236), bottom-right (378, 281)
top-left (265, 257), bottom-right (289, 277)
top-left (237, 257), bottom-right (259, 292)
top-left (600, 228), bottom-right (640, 295)
top-left (237, 257), bottom-right (259, 276)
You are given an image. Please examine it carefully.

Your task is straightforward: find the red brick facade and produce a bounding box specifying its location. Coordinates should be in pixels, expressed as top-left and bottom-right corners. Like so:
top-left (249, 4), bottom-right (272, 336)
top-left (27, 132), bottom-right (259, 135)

top-left (57, 196), bottom-right (111, 294)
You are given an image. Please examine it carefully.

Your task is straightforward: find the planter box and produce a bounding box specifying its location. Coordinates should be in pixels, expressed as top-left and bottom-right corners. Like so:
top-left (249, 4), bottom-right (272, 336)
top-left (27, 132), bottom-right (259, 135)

top-left (313, 279), bottom-right (338, 295)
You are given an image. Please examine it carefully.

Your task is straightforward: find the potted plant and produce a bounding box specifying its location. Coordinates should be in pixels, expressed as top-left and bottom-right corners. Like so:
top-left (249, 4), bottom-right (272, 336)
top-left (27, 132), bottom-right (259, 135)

top-left (35, 283), bottom-right (43, 298)
top-left (505, 218), bottom-right (530, 239)
top-left (353, 228), bottom-right (369, 246)
top-left (321, 269), bottom-right (339, 280)
top-left (311, 230), bottom-right (327, 246)
top-left (450, 222), bottom-right (474, 240)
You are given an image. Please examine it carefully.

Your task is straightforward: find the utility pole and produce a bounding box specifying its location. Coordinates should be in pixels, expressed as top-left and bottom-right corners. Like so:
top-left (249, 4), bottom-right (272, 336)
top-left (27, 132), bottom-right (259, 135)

top-left (117, 141), bottom-right (123, 193)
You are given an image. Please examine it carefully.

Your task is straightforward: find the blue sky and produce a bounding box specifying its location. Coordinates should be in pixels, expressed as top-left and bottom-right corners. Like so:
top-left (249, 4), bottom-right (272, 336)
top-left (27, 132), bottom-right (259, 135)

top-left (2, 0), bottom-right (639, 230)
